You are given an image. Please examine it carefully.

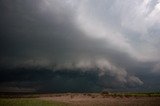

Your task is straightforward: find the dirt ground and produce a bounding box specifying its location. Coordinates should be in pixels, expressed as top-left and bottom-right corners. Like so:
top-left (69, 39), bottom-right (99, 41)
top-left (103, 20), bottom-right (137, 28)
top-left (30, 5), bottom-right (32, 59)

top-left (39, 93), bottom-right (160, 106)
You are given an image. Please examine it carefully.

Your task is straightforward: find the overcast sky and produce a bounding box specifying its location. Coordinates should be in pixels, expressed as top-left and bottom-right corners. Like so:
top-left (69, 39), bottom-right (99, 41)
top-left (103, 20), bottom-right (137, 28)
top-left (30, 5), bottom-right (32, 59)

top-left (0, 0), bottom-right (160, 92)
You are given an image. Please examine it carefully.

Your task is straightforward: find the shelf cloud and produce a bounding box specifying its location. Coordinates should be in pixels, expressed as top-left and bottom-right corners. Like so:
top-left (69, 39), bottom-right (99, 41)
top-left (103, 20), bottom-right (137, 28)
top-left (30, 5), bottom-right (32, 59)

top-left (0, 0), bottom-right (160, 92)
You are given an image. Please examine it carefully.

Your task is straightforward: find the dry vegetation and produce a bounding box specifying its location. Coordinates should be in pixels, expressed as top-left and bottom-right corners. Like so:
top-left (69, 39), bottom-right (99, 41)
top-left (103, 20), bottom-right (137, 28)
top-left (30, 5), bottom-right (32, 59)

top-left (39, 93), bottom-right (160, 106)
top-left (0, 92), bottom-right (160, 106)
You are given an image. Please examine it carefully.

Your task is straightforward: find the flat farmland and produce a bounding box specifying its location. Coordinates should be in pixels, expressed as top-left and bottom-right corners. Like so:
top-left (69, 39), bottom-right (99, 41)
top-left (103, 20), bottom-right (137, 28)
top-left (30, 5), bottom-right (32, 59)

top-left (0, 93), bottom-right (160, 106)
top-left (39, 93), bottom-right (160, 106)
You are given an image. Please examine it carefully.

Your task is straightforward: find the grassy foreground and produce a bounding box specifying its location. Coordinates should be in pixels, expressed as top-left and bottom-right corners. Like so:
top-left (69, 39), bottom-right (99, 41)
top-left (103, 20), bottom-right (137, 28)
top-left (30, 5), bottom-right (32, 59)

top-left (0, 98), bottom-right (68, 106)
top-left (0, 93), bottom-right (160, 106)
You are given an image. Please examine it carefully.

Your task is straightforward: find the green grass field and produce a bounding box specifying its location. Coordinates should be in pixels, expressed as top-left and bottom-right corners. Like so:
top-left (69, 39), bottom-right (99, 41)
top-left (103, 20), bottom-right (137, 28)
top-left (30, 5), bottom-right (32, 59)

top-left (0, 98), bottom-right (68, 106)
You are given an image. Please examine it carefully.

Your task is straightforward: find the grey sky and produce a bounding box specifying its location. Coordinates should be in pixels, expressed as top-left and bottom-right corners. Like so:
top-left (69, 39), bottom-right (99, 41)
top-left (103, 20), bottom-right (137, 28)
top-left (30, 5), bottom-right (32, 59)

top-left (0, 0), bottom-right (160, 92)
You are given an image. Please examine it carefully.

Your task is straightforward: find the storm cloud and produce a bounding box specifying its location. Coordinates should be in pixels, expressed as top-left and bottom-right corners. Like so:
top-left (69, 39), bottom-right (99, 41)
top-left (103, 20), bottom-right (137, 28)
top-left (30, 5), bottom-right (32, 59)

top-left (0, 0), bottom-right (160, 92)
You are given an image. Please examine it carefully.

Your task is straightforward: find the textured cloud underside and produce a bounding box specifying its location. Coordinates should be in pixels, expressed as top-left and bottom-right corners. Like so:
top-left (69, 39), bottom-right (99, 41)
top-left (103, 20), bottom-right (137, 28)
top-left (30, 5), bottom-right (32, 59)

top-left (0, 0), bottom-right (160, 92)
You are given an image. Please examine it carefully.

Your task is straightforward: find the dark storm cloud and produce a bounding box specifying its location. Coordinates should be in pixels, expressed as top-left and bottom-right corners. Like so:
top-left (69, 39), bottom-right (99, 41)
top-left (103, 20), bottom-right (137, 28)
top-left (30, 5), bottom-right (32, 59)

top-left (0, 67), bottom-right (146, 92)
top-left (0, 0), bottom-right (77, 57)
top-left (0, 0), bottom-right (160, 92)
